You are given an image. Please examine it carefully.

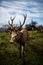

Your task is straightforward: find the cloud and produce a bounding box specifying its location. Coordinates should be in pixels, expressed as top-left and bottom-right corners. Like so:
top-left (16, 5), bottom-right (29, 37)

top-left (0, 0), bottom-right (43, 25)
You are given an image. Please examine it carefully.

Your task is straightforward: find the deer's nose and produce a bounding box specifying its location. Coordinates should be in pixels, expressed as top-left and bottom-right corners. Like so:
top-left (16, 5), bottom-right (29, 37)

top-left (10, 40), bottom-right (13, 44)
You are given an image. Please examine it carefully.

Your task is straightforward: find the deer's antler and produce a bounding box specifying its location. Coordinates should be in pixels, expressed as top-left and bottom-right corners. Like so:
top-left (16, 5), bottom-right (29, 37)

top-left (19, 14), bottom-right (27, 28)
top-left (8, 16), bottom-right (15, 27)
top-left (10, 17), bottom-right (15, 25)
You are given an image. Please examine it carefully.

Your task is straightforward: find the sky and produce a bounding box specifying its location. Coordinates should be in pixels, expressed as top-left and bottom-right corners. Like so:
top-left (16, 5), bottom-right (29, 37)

top-left (0, 0), bottom-right (43, 26)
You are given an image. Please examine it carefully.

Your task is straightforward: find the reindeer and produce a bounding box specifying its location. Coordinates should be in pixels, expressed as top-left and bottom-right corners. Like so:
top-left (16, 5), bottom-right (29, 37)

top-left (7, 14), bottom-right (28, 58)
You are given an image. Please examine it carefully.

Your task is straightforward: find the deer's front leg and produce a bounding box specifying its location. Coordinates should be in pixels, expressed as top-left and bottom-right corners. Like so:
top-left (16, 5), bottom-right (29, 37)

top-left (21, 44), bottom-right (25, 57)
top-left (19, 44), bottom-right (22, 58)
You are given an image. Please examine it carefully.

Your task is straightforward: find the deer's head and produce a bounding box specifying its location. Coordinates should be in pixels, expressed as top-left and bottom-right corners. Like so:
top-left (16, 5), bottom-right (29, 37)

top-left (7, 14), bottom-right (27, 43)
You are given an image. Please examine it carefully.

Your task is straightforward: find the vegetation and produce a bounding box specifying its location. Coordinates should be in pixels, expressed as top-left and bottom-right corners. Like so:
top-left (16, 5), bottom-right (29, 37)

top-left (25, 20), bottom-right (43, 32)
top-left (0, 31), bottom-right (43, 65)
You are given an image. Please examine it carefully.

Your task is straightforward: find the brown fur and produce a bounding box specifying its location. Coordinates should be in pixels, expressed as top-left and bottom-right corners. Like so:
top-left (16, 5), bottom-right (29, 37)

top-left (7, 14), bottom-right (28, 58)
top-left (20, 29), bottom-right (28, 41)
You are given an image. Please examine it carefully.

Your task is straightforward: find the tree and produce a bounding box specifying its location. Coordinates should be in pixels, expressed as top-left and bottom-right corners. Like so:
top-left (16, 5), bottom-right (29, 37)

top-left (37, 25), bottom-right (43, 32)
top-left (30, 20), bottom-right (37, 31)
top-left (31, 20), bottom-right (37, 26)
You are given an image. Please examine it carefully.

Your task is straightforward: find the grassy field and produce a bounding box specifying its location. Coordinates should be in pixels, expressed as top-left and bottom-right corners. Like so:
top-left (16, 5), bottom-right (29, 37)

top-left (0, 31), bottom-right (43, 65)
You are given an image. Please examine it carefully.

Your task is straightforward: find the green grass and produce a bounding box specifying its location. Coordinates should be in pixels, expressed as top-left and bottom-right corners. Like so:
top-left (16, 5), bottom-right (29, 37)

top-left (0, 31), bottom-right (43, 65)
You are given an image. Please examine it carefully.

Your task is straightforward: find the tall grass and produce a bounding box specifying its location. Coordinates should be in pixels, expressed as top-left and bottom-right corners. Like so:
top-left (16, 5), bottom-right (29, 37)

top-left (0, 31), bottom-right (43, 65)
